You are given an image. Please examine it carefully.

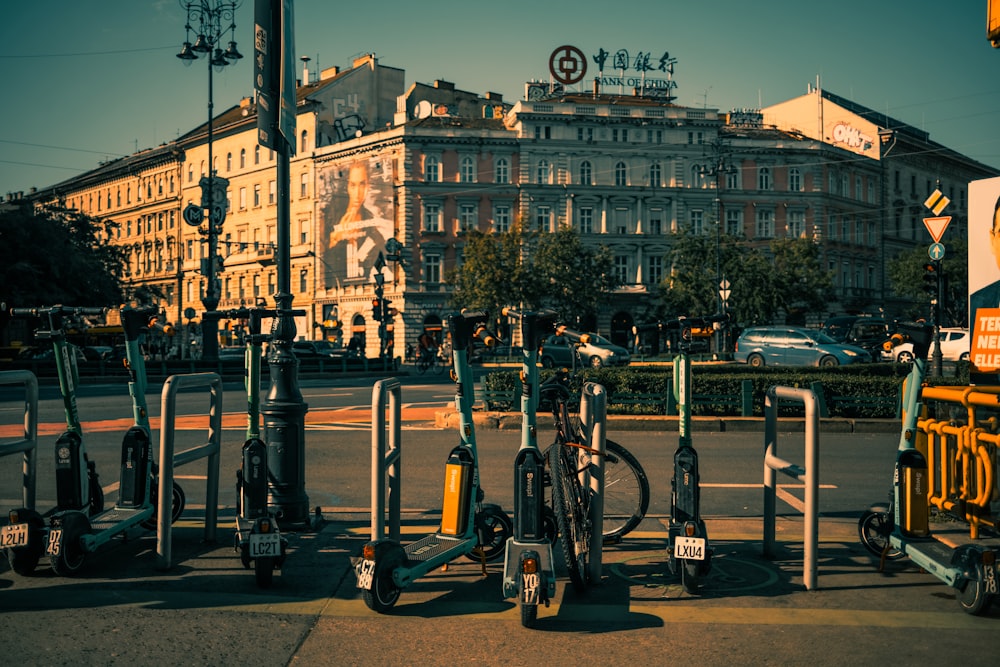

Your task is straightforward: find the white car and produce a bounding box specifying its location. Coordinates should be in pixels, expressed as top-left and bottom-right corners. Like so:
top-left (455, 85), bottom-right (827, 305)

top-left (892, 327), bottom-right (969, 363)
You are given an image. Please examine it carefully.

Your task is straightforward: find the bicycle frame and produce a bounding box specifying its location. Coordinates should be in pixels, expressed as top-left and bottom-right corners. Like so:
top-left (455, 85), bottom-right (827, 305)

top-left (878, 322), bottom-right (999, 614)
top-left (501, 308), bottom-right (559, 627)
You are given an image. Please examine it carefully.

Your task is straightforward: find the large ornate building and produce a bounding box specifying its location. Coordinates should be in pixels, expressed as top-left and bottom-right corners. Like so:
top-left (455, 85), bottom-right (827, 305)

top-left (20, 54), bottom-right (998, 356)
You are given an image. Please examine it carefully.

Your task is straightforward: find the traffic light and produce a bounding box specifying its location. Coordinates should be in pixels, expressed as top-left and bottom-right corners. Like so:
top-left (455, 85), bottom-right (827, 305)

top-left (371, 298), bottom-right (382, 322)
top-left (922, 262), bottom-right (940, 296)
top-left (381, 298), bottom-right (393, 321)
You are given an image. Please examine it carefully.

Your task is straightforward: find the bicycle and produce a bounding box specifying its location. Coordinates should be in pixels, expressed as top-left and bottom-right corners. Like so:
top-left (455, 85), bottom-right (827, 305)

top-left (539, 368), bottom-right (650, 544)
top-left (415, 348), bottom-right (447, 375)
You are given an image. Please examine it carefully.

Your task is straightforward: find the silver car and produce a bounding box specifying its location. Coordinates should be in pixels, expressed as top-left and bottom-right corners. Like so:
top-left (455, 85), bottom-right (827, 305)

top-left (539, 333), bottom-right (631, 368)
top-left (735, 326), bottom-right (871, 367)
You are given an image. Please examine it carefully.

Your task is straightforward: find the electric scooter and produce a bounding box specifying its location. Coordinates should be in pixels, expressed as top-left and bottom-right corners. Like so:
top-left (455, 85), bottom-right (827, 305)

top-left (501, 307), bottom-right (560, 628)
top-left (3, 305), bottom-right (106, 575)
top-left (46, 305), bottom-right (185, 576)
top-left (355, 310), bottom-right (512, 612)
top-left (211, 306), bottom-right (288, 588)
top-left (663, 314), bottom-right (728, 594)
top-left (860, 322), bottom-right (998, 614)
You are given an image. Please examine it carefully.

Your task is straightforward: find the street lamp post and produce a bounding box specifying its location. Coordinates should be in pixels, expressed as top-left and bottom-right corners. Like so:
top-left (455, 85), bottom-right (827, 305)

top-left (700, 140), bottom-right (735, 358)
top-left (176, 0), bottom-right (243, 362)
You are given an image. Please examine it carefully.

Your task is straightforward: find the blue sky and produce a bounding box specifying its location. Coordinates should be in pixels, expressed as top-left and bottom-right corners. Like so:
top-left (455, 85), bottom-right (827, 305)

top-left (2, 0), bottom-right (999, 196)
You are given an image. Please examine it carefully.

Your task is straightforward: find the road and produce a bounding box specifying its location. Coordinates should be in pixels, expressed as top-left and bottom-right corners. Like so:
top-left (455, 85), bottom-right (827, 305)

top-left (1, 373), bottom-right (998, 665)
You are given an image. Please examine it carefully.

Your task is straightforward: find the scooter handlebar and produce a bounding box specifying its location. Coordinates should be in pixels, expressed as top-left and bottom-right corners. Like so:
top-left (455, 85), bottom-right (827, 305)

top-left (9, 305), bottom-right (106, 318)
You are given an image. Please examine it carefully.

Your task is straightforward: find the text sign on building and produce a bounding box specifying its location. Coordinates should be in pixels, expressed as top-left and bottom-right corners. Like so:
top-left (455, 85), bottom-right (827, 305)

top-left (971, 308), bottom-right (1000, 372)
top-left (547, 45), bottom-right (678, 93)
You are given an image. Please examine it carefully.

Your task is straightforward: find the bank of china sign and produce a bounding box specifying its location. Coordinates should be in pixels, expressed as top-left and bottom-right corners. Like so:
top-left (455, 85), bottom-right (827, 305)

top-left (548, 45), bottom-right (678, 94)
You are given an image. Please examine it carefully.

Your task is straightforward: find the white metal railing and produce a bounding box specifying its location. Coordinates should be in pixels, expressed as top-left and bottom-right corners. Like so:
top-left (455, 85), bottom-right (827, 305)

top-left (0, 371), bottom-right (38, 510)
top-left (371, 378), bottom-right (402, 542)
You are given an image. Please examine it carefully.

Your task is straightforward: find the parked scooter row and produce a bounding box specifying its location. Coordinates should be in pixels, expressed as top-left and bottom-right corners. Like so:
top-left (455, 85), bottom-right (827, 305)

top-left (3, 305), bottom-right (185, 576)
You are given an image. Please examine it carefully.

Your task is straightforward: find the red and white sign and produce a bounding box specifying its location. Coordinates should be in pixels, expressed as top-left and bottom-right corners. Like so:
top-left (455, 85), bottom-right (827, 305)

top-left (923, 216), bottom-right (951, 244)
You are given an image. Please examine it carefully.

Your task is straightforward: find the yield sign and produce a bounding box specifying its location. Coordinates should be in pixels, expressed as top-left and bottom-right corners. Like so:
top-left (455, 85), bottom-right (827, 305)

top-left (923, 216), bottom-right (951, 243)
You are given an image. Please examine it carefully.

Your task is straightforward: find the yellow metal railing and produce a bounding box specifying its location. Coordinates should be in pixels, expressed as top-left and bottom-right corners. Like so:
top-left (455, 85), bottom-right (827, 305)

top-left (916, 385), bottom-right (1000, 539)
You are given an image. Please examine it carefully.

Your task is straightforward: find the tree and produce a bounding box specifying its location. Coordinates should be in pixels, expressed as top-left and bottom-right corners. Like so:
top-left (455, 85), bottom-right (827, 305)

top-left (886, 238), bottom-right (968, 326)
top-left (770, 237), bottom-right (835, 319)
top-left (447, 224), bottom-right (617, 326)
top-left (0, 204), bottom-right (126, 308)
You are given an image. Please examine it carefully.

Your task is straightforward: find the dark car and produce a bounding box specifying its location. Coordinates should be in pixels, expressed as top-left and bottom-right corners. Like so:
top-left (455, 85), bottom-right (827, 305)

top-left (292, 340), bottom-right (351, 359)
top-left (821, 316), bottom-right (891, 361)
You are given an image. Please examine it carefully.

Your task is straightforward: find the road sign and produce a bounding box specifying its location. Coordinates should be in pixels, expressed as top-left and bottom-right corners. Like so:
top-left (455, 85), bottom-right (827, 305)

top-left (924, 189), bottom-right (950, 216)
top-left (719, 289), bottom-right (731, 301)
top-left (183, 203), bottom-right (204, 227)
top-left (928, 243), bottom-right (945, 261)
top-left (923, 216), bottom-right (952, 243)
top-left (719, 278), bottom-right (730, 290)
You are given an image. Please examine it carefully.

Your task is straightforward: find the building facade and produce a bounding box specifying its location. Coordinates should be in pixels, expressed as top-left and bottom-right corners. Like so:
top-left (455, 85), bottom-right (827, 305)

top-left (22, 58), bottom-right (999, 357)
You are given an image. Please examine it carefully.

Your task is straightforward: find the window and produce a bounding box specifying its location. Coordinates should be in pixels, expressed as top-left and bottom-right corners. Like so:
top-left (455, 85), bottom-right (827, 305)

top-left (757, 166), bottom-right (772, 190)
top-left (300, 130), bottom-right (309, 153)
top-left (615, 161), bottom-right (627, 187)
top-left (579, 160), bottom-right (592, 185)
top-left (459, 203), bottom-right (477, 231)
top-left (726, 168), bottom-right (741, 190)
top-left (254, 145), bottom-right (260, 165)
top-left (648, 210), bottom-right (663, 235)
top-left (690, 209), bottom-right (705, 235)
top-left (226, 153), bottom-right (233, 171)
top-left (300, 172), bottom-right (308, 198)
top-left (269, 180), bottom-right (276, 204)
top-left (493, 204), bottom-right (511, 232)
top-left (646, 256), bottom-right (663, 286)
top-left (240, 148), bottom-right (246, 169)
top-left (460, 156), bottom-right (476, 183)
top-left (424, 254), bottom-right (441, 284)
top-left (537, 159), bottom-right (550, 184)
top-left (423, 202), bottom-right (443, 232)
top-left (868, 181), bottom-right (876, 204)
top-left (649, 161), bottom-right (661, 187)
top-left (424, 155), bottom-right (440, 182)
top-left (577, 127), bottom-right (594, 141)
top-left (613, 207), bottom-right (630, 234)
top-left (239, 187), bottom-right (247, 210)
top-left (188, 164), bottom-right (194, 183)
top-left (495, 157), bottom-right (509, 184)
top-left (299, 269), bottom-right (308, 293)
top-left (614, 255), bottom-right (630, 284)
top-left (535, 206), bottom-right (551, 232)
top-left (855, 176), bottom-right (863, 200)
top-left (789, 167), bottom-right (802, 192)
top-left (787, 210), bottom-right (805, 238)
top-left (755, 208), bottom-right (774, 238)
top-left (578, 207), bottom-right (594, 234)
top-left (534, 125), bottom-right (551, 139)
top-left (725, 209), bottom-right (742, 236)
top-left (253, 275), bottom-right (261, 298)
top-left (253, 183), bottom-right (261, 207)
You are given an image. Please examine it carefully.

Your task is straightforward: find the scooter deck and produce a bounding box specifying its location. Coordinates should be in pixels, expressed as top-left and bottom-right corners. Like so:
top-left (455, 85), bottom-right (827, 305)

top-left (89, 507), bottom-right (148, 532)
top-left (404, 533), bottom-right (476, 563)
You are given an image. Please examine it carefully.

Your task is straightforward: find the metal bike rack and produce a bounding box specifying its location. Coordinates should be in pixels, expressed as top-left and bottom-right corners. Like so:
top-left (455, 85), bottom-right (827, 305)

top-left (0, 370), bottom-right (39, 510)
top-left (156, 372), bottom-right (223, 570)
top-left (580, 381), bottom-right (607, 582)
top-left (371, 378), bottom-right (402, 543)
top-left (763, 385), bottom-right (820, 591)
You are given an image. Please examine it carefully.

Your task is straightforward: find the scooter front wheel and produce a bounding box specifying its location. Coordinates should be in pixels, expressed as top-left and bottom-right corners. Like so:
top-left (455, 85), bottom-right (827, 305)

top-left (954, 546), bottom-right (994, 615)
top-left (465, 504), bottom-right (512, 563)
top-left (141, 480), bottom-right (186, 530)
top-left (50, 512), bottom-right (90, 577)
top-left (858, 508), bottom-right (903, 561)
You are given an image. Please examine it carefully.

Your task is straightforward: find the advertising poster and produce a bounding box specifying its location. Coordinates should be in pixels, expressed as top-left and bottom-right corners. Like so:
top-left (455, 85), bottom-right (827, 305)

top-left (967, 175), bottom-right (1000, 374)
top-left (318, 156), bottom-right (394, 288)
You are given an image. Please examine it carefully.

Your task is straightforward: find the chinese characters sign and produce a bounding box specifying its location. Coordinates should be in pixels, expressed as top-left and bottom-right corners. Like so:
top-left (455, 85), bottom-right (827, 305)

top-left (548, 45), bottom-right (678, 94)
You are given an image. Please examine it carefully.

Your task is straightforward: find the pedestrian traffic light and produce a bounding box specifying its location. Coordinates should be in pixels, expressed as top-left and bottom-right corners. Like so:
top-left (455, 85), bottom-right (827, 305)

top-left (922, 262), bottom-right (940, 296)
top-left (372, 298), bottom-right (382, 322)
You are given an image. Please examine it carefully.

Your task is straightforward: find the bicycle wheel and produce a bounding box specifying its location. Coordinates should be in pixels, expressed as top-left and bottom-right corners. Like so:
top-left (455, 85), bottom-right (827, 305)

top-left (858, 508), bottom-right (904, 561)
top-left (416, 358), bottom-right (429, 374)
top-left (601, 439), bottom-right (650, 542)
top-left (548, 443), bottom-right (589, 592)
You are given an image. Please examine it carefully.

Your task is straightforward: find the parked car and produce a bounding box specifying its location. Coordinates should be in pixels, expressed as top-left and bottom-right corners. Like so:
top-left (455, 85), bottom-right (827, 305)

top-left (891, 327), bottom-right (970, 363)
top-left (539, 333), bottom-right (631, 368)
top-left (821, 316), bottom-right (891, 361)
top-left (291, 340), bottom-right (353, 360)
top-left (735, 326), bottom-right (871, 367)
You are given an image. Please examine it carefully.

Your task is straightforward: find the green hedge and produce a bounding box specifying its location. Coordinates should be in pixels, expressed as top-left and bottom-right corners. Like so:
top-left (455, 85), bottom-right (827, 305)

top-left (480, 362), bottom-right (972, 419)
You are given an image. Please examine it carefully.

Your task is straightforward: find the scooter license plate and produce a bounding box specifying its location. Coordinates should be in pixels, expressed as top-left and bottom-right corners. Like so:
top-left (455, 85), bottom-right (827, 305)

top-left (521, 572), bottom-right (540, 605)
top-left (249, 533), bottom-right (280, 558)
top-left (46, 528), bottom-right (62, 555)
top-left (356, 559), bottom-right (376, 590)
top-left (675, 536), bottom-right (706, 560)
top-left (0, 523), bottom-right (28, 548)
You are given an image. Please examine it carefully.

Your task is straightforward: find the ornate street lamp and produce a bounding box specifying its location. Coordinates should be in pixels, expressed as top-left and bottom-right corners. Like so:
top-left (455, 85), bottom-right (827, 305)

top-left (176, 0), bottom-right (243, 362)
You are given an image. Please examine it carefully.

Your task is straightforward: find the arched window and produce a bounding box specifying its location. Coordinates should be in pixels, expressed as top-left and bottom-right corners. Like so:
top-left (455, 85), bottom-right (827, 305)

top-left (758, 166), bottom-right (772, 190)
top-left (226, 152), bottom-right (233, 171)
top-left (579, 160), bottom-right (592, 186)
top-left (424, 155), bottom-right (440, 182)
top-left (300, 130), bottom-right (309, 153)
top-left (460, 156), bottom-right (476, 183)
top-left (495, 157), bottom-right (509, 184)
top-left (615, 161), bottom-right (627, 187)
top-left (254, 145), bottom-right (260, 165)
top-left (239, 148), bottom-right (246, 169)
top-left (649, 161), bottom-right (661, 187)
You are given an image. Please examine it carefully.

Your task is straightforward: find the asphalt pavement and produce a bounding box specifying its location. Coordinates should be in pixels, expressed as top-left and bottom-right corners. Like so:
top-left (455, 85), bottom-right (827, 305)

top-left (1, 386), bottom-right (999, 665)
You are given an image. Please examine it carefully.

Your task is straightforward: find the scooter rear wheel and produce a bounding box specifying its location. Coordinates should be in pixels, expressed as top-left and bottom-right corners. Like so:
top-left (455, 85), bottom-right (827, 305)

top-left (520, 600), bottom-right (538, 628)
top-left (50, 512), bottom-right (89, 577)
top-left (681, 559), bottom-right (700, 594)
top-left (254, 556), bottom-right (274, 588)
top-left (954, 546), bottom-right (994, 615)
top-left (361, 543), bottom-right (407, 613)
